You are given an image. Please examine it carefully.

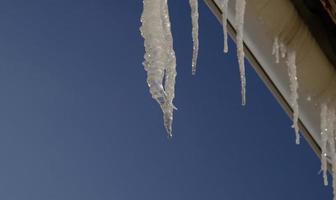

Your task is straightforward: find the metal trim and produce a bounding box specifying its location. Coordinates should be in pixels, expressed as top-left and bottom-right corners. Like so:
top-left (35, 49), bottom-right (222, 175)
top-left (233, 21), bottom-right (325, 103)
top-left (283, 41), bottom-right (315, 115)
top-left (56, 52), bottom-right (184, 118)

top-left (203, 0), bottom-right (322, 159)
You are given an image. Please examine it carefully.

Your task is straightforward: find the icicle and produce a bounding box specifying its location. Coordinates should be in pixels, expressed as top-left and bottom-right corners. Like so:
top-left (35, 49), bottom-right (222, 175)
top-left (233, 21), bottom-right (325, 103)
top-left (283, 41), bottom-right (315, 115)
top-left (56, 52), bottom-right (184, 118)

top-left (189, 0), bottom-right (199, 75)
top-left (219, 0), bottom-right (229, 53)
top-left (280, 42), bottom-right (287, 58)
top-left (286, 50), bottom-right (300, 144)
top-left (140, 0), bottom-right (166, 105)
top-left (235, 0), bottom-right (247, 106)
top-left (272, 37), bottom-right (280, 63)
top-left (275, 41), bottom-right (300, 144)
top-left (161, 0), bottom-right (177, 137)
top-left (327, 109), bottom-right (336, 199)
top-left (140, 0), bottom-right (176, 137)
top-left (321, 103), bottom-right (329, 186)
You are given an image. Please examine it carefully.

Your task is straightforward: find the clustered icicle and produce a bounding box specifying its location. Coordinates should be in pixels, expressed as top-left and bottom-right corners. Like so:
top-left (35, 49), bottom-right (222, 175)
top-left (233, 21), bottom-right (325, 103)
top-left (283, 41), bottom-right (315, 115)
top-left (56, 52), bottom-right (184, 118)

top-left (140, 0), bottom-right (176, 137)
top-left (235, 0), bottom-right (247, 106)
top-left (272, 38), bottom-right (300, 144)
top-left (140, 0), bottom-right (250, 135)
top-left (140, 1), bottom-right (336, 200)
top-left (189, 0), bottom-right (199, 75)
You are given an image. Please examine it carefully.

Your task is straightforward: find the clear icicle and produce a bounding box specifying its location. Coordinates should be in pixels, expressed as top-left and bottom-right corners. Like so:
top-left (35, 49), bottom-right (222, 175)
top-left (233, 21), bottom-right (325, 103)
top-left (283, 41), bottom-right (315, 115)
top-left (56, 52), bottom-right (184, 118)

top-left (220, 0), bottom-right (229, 53)
top-left (272, 37), bottom-right (280, 63)
top-left (189, 0), bottom-right (199, 75)
top-left (140, 0), bottom-right (176, 137)
top-left (235, 0), bottom-right (247, 106)
top-left (286, 50), bottom-right (300, 144)
top-left (161, 0), bottom-right (177, 137)
top-left (321, 103), bottom-right (329, 186)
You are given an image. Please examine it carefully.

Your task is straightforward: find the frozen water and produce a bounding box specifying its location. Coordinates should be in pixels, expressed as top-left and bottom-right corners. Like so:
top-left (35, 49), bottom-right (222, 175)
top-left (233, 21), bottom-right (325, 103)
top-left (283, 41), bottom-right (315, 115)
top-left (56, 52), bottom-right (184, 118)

top-left (286, 50), bottom-right (300, 144)
top-left (161, 0), bottom-right (177, 137)
top-left (321, 105), bottom-right (336, 199)
top-left (320, 103), bottom-right (329, 186)
top-left (235, 0), bottom-right (247, 106)
top-left (219, 0), bottom-right (229, 53)
top-left (272, 37), bottom-right (280, 63)
top-left (189, 0), bottom-right (199, 75)
top-left (275, 40), bottom-right (300, 145)
top-left (280, 42), bottom-right (287, 58)
top-left (327, 109), bottom-right (336, 199)
top-left (140, 0), bottom-right (176, 137)
top-left (140, 1), bottom-right (336, 199)
top-left (140, 0), bottom-right (166, 105)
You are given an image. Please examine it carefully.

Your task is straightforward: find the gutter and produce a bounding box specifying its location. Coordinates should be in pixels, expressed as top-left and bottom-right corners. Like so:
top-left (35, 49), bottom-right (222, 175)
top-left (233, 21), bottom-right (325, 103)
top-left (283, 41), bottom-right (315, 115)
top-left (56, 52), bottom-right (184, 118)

top-left (203, 0), bottom-right (330, 159)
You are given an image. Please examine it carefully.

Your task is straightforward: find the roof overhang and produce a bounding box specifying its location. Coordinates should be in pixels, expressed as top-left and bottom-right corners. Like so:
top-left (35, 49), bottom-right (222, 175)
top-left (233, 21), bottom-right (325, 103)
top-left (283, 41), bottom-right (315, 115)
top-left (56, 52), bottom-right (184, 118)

top-left (204, 0), bottom-right (336, 160)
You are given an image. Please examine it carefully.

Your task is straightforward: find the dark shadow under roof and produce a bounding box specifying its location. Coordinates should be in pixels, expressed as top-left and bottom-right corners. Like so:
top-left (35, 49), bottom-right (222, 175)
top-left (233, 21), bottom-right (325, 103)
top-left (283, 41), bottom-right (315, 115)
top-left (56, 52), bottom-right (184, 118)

top-left (291, 0), bottom-right (336, 68)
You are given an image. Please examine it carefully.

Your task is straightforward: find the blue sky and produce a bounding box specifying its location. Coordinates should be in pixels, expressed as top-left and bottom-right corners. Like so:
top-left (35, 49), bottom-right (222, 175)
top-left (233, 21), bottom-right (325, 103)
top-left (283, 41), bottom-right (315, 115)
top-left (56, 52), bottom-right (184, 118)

top-left (0, 0), bottom-right (331, 199)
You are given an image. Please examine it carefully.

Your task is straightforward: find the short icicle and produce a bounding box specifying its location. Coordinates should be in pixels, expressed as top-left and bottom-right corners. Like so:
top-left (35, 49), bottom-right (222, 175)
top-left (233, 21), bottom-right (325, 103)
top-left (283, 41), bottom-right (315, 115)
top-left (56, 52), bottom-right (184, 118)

top-left (280, 42), bottom-right (287, 58)
top-left (220, 0), bottom-right (229, 53)
top-left (272, 37), bottom-right (280, 63)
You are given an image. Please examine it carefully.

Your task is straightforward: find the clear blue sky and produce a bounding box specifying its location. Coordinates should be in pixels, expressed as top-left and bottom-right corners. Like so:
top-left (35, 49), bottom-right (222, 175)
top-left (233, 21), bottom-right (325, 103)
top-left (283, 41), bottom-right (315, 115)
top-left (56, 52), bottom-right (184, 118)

top-left (0, 0), bottom-right (331, 199)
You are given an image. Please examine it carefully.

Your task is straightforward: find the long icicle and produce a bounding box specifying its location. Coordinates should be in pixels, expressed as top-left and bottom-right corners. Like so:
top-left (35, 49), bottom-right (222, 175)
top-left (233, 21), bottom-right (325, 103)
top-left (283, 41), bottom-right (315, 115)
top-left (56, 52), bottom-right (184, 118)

top-left (327, 109), bottom-right (336, 199)
top-left (286, 50), bottom-right (300, 144)
top-left (189, 0), bottom-right (199, 75)
top-left (161, 0), bottom-right (177, 137)
top-left (235, 0), bottom-right (247, 106)
top-left (220, 0), bottom-right (229, 53)
top-left (321, 103), bottom-right (329, 186)
top-left (140, 0), bottom-right (176, 137)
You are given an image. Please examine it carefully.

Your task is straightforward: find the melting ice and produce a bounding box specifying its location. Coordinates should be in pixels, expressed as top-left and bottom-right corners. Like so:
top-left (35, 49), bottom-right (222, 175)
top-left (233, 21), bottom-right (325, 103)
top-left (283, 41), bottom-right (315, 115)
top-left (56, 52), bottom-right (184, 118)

top-left (140, 0), bottom-right (177, 137)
